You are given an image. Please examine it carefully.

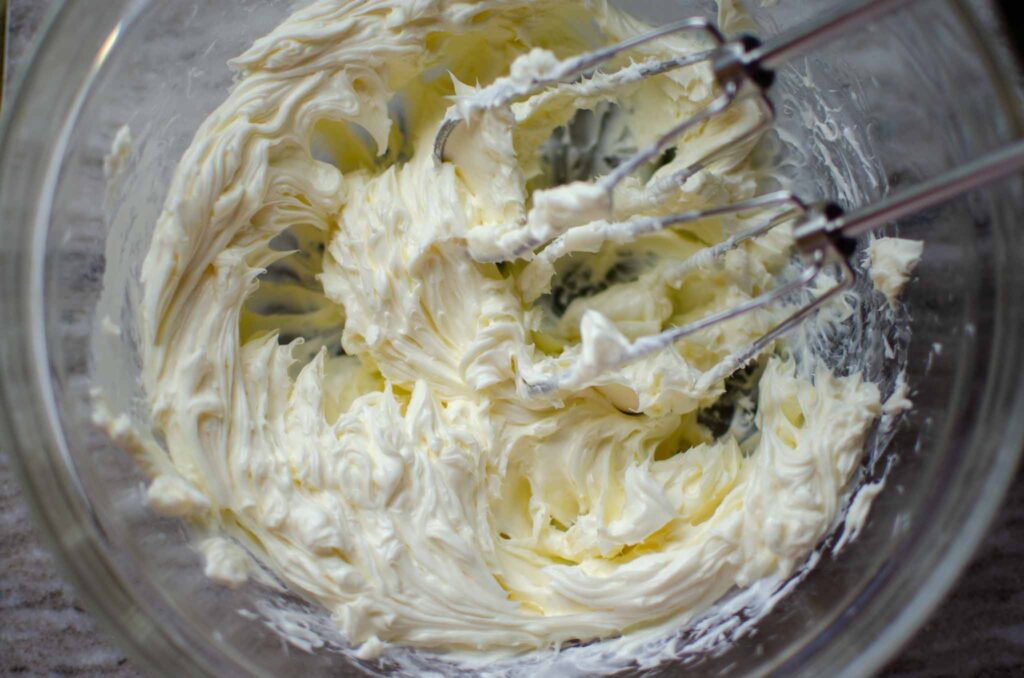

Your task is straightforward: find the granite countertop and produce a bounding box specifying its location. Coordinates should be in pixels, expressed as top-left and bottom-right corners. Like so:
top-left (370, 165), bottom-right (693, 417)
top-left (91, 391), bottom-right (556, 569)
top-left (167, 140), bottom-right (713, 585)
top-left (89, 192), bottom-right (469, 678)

top-left (2, 1), bottom-right (1023, 675)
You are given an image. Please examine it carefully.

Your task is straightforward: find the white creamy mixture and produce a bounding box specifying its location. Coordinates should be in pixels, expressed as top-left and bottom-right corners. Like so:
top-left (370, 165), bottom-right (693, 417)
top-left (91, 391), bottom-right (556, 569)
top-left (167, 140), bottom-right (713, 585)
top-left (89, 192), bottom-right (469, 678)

top-left (866, 236), bottom-right (925, 307)
top-left (123, 0), bottom-right (916, 660)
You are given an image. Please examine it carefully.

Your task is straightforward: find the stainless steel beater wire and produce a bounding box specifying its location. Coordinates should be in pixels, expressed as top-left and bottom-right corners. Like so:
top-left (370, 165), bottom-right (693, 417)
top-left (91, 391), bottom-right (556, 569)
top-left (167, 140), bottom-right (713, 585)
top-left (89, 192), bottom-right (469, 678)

top-left (708, 139), bottom-right (1024, 387)
top-left (646, 189), bottom-right (804, 231)
top-left (632, 48), bottom-right (719, 80)
top-left (570, 17), bottom-right (722, 73)
top-left (814, 139), bottom-right (1024, 242)
top-left (622, 260), bottom-right (824, 363)
top-left (569, 0), bottom-right (928, 187)
top-left (526, 0), bottom-right (1024, 390)
top-left (533, 263), bottom-right (822, 393)
top-left (530, 190), bottom-right (802, 275)
top-left (718, 254), bottom-right (856, 377)
top-left (743, 0), bottom-right (928, 71)
top-left (433, 19), bottom-right (724, 162)
top-left (600, 85), bottom-right (738, 190)
top-left (648, 95), bottom-right (775, 196)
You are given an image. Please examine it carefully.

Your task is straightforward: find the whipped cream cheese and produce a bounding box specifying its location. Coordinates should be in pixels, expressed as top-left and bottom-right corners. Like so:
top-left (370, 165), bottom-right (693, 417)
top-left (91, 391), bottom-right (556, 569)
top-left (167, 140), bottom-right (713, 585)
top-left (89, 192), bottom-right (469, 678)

top-left (125, 0), bottom-right (891, 660)
top-left (865, 236), bottom-right (924, 307)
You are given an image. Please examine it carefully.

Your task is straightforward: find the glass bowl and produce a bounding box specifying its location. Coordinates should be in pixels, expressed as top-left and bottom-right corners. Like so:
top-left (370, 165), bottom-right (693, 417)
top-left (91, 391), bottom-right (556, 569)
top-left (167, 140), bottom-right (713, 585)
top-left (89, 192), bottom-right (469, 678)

top-left (1, 0), bottom-right (1022, 675)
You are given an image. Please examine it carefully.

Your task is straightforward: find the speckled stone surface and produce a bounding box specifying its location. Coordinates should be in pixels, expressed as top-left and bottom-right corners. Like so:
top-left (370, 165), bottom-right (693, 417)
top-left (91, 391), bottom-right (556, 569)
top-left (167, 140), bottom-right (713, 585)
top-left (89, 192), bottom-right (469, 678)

top-left (1, 3), bottom-right (132, 673)
top-left (2, 1), bottom-right (1023, 676)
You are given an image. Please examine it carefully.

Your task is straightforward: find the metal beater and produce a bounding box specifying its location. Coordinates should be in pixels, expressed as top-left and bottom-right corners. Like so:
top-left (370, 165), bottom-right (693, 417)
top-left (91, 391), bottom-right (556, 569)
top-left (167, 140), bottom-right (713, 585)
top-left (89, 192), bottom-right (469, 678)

top-left (434, 0), bottom-right (1024, 394)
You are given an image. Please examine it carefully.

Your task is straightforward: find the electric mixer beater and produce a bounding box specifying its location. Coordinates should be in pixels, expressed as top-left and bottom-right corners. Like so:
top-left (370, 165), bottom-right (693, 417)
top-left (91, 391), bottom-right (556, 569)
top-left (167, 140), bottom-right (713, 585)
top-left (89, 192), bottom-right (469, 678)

top-left (434, 0), bottom-right (1024, 394)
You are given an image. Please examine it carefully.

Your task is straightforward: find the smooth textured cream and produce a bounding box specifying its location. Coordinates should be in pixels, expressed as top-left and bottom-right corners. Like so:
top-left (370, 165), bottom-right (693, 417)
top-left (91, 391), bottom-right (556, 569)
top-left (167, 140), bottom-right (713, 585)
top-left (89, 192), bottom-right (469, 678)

top-left (131, 0), bottom-right (885, 659)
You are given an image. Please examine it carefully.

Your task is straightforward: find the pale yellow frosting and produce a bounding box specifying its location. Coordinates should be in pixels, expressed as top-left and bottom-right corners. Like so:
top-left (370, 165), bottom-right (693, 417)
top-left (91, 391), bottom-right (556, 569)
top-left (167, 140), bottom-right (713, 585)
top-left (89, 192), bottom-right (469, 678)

top-left (865, 236), bottom-right (924, 307)
top-left (132, 0), bottom-right (883, 659)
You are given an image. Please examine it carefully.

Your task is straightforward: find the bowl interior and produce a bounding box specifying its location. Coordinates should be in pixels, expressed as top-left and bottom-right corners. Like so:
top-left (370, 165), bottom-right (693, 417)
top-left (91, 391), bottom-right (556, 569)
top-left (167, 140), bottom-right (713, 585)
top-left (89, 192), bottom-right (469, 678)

top-left (4, 0), bottom-right (1023, 675)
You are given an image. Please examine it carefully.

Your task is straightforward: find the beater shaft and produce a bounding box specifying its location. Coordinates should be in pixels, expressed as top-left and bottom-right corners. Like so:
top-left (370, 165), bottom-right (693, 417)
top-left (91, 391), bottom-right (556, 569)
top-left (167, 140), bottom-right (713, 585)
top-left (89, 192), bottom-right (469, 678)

top-left (799, 139), bottom-right (1024, 253)
top-left (746, 0), bottom-right (925, 70)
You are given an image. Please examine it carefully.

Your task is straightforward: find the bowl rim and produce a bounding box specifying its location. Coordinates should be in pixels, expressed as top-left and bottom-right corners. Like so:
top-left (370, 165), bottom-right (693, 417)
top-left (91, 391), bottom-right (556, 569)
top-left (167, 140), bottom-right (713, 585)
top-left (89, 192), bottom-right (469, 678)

top-left (0, 1), bottom-right (1022, 676)
top-left (0, 3), bottom-right (242, 675)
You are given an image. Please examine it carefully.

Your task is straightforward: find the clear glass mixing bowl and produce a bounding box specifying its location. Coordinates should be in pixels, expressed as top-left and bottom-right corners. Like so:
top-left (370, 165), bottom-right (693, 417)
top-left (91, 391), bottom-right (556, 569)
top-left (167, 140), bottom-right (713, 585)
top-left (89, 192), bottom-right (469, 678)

top-left (1, 0), bottom-right (1023, 675)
